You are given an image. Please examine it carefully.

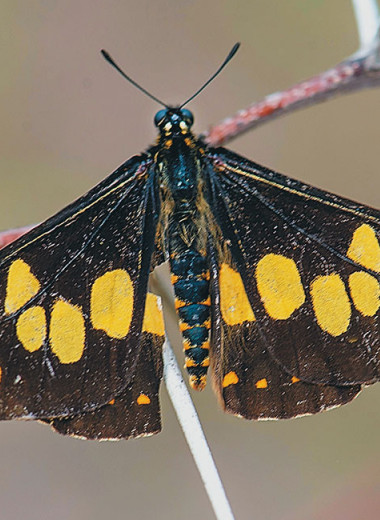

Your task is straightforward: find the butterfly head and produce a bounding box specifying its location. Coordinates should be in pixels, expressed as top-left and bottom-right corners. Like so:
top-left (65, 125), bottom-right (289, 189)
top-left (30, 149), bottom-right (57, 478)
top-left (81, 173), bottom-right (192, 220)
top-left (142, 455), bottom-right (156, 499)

top-left (154, 108), bottom-right (194, 136)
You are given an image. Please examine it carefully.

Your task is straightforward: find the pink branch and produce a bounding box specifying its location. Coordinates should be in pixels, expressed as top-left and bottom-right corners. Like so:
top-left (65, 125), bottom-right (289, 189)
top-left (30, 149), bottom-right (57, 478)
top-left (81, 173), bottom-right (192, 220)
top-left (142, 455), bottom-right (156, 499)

top-left (203, 40), bottom-right (380, 146)
top-left (0, 226), bottom-right (34, 249)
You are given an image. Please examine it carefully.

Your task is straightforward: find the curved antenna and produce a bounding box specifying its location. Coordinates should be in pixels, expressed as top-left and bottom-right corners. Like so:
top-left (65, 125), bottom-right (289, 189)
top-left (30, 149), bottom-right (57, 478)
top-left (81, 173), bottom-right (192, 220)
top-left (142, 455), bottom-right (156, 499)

top-left (101, 43), bottom-right (240, 109)
top-left (179, 42), bottom-right (240, 108)
top-left (101, 49), bottom-right (170, 108)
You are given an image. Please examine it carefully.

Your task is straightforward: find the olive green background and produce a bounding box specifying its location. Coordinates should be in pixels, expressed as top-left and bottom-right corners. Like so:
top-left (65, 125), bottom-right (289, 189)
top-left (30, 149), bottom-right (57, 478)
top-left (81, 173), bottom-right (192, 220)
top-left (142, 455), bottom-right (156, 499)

top-left (1, 1), bottom-right (380, 519)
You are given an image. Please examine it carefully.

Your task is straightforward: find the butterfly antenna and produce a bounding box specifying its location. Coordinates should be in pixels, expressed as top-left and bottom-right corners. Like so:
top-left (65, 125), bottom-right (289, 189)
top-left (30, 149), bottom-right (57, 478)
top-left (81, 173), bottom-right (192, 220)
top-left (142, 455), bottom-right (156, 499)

top-left (179, 42), bottom-right (240, 108)
top-left (101, 49), bottom-right (170, 108)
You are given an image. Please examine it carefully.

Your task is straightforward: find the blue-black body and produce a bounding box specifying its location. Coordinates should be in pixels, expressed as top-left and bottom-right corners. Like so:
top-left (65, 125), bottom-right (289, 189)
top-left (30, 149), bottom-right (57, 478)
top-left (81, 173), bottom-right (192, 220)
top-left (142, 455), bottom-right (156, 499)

top-left (154, 108), bottom-right (211, 390)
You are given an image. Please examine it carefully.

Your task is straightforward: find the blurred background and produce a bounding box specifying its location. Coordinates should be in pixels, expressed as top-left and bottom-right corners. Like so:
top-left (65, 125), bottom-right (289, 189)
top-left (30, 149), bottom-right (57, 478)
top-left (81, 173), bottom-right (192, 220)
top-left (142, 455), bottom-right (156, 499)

top-left (1, 1), bottom-right (380, 519)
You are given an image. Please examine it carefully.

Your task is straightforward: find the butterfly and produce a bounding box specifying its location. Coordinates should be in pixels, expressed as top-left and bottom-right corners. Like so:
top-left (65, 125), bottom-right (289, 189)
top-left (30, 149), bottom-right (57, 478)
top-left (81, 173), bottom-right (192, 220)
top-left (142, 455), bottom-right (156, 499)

top-left (0, 45), bottom-right (379, 440)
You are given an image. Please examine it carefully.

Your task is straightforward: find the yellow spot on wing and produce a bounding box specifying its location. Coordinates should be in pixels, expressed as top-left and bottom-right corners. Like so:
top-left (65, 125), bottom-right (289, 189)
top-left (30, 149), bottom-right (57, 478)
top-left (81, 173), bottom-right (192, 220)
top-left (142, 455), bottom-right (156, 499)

top-left (142, 293), bottom-right (165, 336)
top-left (347, 224), bottom-right (380, 272)
top-left (222, 371), bottom-right (239, 387)
top-left (108, 398), bottom-right (115, 405)
top-left (255, 254), bottom-right (305, 320)
top-left (16, 306), bottom-right (46, 352)
top-left (291, 376), bottom-right (300, 383)
top-left (5, 259), bottom-right (40, 315)
top-left (255, 378), bottom-right (268, 389)
top-left (137, 393), bottom-right (151, 405)
top-left (310, 274), bottom-right (351, 336)
top-left (50, 300), bottom-right (85, 363)
top-left (349, 271), bottom-right (380, 316)
top-left (219, 264), bottom-right (255, 325)
top-left (91, 269), bottom-right (133, 339)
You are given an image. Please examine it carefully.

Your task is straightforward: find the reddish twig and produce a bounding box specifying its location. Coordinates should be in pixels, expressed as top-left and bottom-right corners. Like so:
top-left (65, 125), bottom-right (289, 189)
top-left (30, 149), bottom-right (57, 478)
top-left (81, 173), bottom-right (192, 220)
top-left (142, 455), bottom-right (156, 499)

top-left (0, 225), bottom-right (33, 249)
top-left (203, 30), bottom-right (380, 146)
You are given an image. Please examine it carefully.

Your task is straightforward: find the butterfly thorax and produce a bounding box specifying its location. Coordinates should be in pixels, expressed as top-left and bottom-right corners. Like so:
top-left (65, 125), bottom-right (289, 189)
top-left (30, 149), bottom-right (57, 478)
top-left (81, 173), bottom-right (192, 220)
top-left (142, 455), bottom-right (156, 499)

top-left (154, 108), bottom-right (211, 390)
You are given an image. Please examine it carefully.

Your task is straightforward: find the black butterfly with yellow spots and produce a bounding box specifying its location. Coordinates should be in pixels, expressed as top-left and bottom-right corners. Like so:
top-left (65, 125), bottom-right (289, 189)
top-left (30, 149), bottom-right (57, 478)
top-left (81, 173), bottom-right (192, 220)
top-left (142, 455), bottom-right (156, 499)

top-left (0, 47), bottom-right (379, 440)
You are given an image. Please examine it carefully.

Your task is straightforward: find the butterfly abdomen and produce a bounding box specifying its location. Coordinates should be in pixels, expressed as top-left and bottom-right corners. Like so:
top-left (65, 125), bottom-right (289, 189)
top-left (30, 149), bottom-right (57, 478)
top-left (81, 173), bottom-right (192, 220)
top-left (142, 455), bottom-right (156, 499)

top-left (170, 248), bottom-right (211, 391)
top-left (156, 120), bottom-right (211, 390)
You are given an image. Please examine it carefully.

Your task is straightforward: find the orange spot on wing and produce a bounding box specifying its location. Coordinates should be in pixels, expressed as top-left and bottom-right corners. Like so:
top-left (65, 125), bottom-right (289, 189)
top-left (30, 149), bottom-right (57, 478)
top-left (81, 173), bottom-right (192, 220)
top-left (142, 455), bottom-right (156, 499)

top-left (255, 378), bottom-right (268, 389)
top-left (222, 371), bottom-right (239, 387)
top-left (137, 394), bottom-right (151, 405)
top-left (291, 376), bottom-right (300, 384)
top-left (108, 398), bottom-right (115, 405)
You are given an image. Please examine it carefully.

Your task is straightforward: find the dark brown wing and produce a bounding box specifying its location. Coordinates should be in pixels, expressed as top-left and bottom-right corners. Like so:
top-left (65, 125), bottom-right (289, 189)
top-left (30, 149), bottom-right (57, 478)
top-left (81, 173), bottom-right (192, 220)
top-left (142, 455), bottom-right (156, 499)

top-left (45, 294), bottom-right (165, 440)
top-left (208, 243), bottom-right (361, 420)
top-left (205, 147), bottom-right (380, 389)
top-left (0, 155), bottom-right (163, 428)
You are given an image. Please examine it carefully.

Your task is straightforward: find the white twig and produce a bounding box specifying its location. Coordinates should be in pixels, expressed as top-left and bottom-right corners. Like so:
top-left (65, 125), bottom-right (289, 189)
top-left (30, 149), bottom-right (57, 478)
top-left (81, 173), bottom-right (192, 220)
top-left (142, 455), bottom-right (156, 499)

top-left (351, 0), bottom-right (380, 52)
top-left (163, 338), bottom-right (235, 520)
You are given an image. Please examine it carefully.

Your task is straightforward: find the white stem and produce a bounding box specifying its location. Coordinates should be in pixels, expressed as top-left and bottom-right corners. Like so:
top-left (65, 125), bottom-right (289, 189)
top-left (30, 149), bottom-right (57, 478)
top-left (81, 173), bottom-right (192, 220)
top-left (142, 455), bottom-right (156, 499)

top-left (163, 338), bottom-right (235, 520)
top-left (351, 0), bottom-right (380, 51)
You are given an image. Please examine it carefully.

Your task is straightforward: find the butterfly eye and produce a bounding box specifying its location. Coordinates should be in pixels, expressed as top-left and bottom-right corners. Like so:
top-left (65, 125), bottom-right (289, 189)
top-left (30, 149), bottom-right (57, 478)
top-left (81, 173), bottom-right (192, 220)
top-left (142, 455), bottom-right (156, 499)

top-left (154, 109), bottom-right (168, 127)
top-left (181, 109), bottom-right (194, 127)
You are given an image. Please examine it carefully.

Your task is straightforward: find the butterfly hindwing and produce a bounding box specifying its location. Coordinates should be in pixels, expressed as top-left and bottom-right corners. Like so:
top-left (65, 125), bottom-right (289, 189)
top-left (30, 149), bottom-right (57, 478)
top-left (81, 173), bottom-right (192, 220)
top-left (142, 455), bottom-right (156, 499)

top-left (206, 148), bottom-right (380, 388)
top-left (208, 246), bottom-right (361, 420)
top-left (0, 155), bottom-right (162, 424)
top-left (44, 294), bottom-right (165, 440)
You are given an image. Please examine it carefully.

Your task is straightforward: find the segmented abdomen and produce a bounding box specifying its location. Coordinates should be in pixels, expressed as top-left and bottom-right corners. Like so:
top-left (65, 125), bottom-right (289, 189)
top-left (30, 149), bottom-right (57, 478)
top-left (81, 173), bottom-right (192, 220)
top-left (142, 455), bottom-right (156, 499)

top-left (170, 249), bottom-right (211, 390)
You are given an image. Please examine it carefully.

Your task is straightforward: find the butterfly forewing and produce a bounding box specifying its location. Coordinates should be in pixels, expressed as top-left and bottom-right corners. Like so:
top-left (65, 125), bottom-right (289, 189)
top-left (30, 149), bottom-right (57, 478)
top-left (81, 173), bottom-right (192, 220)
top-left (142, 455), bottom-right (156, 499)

top-left (206, 147), bottom-right (380, 392)
top-left (0, 155), bottom-right (162, 423)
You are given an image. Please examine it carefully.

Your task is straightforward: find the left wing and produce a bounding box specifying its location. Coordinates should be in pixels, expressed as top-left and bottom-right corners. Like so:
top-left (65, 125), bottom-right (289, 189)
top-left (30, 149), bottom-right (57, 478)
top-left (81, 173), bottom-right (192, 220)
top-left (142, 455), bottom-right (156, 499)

top-left (44, 293), bottom-right (165, 440)
top-left (0, 154), bottom-right (162, 429)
